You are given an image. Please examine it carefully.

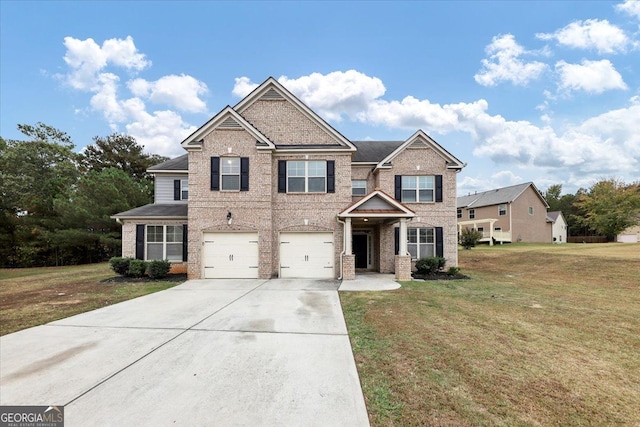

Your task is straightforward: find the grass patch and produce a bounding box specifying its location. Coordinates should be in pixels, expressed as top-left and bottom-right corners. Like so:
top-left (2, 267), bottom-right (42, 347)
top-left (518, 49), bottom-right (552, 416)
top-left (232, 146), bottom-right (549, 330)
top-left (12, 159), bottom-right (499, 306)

top-left (0, 263), bottom-right (185, 336)
top-left (341, 243), bottom-right (640, 426)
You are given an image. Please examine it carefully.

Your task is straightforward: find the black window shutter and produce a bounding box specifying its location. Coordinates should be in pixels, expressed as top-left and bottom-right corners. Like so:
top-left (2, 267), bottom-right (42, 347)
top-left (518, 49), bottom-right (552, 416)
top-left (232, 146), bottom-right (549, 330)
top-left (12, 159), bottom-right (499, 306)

top-left (210, 157), bottom-right (220, 191)
top-left (394, 227), bottom-right (400, 255)
top-left (240, 157), bottom-right (249, 191)
top-left (278, 160), bottom-right (286, 193)
top-left (135, 224), bottom-right (145, 260)
top-left (182, 224), bottom-right (188, 262)
top-left (174, 179), bottom-right (181, 200)
top-left (435, 175), bottom-right (443, 203)
top-left (394, 175), bottom-right (402, 201)
top-left (326, 160), bottom-right (335, 193)
top-left (435, 227), bottom-right (444, 258)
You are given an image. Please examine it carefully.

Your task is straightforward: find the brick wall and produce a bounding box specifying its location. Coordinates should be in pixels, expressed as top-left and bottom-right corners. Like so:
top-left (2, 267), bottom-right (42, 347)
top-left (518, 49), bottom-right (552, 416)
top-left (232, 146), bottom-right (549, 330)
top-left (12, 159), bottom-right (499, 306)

top-left (375, 144), bottom-right (460, 267)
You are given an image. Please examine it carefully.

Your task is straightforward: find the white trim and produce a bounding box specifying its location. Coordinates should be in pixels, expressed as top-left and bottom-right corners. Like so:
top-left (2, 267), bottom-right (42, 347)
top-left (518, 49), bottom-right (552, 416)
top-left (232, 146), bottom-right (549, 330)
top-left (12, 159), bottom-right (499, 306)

top-left (338, 190), bottom-right (415, 218)
top-left (180, 107), bottom-right (275, 149)
top-left (234, 77), bottom-right (357, 152)
top-left (376, 130), bottom-right (465, 171)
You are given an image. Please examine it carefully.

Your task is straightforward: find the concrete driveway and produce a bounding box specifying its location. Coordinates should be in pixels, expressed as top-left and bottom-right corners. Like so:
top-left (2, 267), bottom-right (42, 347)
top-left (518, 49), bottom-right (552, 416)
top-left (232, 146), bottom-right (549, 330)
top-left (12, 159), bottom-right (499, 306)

top-left (0, 278), bottom-right (369, 426)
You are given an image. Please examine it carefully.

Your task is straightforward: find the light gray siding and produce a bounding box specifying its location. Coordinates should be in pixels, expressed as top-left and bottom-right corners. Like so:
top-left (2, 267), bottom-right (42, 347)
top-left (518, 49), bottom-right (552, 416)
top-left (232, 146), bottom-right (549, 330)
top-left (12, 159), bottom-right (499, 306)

top-left (155, 174), bottom-right (188, 204)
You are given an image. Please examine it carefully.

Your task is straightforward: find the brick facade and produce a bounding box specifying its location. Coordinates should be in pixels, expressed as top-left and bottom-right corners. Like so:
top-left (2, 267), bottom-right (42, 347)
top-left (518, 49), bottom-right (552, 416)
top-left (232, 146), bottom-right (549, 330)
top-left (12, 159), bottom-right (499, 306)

top-left (115, 78), bottom-right (464, 281)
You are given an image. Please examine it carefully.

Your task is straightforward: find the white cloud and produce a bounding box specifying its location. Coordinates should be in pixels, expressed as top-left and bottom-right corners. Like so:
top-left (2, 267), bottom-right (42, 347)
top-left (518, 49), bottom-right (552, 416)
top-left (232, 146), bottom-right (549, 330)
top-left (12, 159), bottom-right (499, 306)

top-left (62, 36), bottom-right (150, 90)
top-left (61, 36), bottom-right (206, 157)
top-left (278, 71), bottom-right (386, 121)
top-left (536, 19), bottom-right (629, 54)
top-left (474, 34), bottom-right (548, 87)
top-left (555, 59), bottom-right (627, 94)
top-left (616, 0), bottom-right (640, 20)
top-left (243, 70), bottom-right (637, 187)
top-left (128, 74), bottom-right (208, 113)
top-left (232, 77), bottom-right (258, 98)
top-left (233, 70), bottom-right (386, 121)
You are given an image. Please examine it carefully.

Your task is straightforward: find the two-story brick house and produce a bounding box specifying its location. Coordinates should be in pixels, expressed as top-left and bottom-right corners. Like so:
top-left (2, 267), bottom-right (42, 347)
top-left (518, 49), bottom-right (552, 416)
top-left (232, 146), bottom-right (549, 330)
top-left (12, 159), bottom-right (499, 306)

top-left (113, 77), bottom-right (465, 280)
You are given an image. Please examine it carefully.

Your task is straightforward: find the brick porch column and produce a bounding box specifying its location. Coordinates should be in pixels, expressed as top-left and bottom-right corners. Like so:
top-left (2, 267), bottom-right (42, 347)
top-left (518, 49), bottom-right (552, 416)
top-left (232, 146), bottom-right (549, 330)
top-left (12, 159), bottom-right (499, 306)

top-left (342, 254), bottom-right (356, 280)
top-left (395, 255), bottom-right (412, 281)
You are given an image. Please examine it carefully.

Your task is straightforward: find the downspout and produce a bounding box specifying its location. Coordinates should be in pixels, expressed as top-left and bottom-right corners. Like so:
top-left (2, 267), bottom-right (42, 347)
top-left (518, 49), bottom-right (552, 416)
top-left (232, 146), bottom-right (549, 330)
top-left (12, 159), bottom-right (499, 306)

top-left (336, 216), bottom-right (346, 280)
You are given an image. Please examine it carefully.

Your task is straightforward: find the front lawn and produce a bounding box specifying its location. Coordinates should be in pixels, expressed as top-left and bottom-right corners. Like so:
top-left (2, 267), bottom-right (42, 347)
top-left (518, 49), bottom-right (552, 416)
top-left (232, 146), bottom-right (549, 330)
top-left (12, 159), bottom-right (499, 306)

top-left (341, 243), bottom-right (640, 426)
top-left (0, 263), bottom-right (184, 336)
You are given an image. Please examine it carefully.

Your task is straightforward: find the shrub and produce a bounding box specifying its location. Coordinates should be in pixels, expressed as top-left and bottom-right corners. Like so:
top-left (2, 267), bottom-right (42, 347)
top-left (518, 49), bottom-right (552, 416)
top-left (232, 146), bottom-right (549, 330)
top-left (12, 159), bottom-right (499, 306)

top-left (127, 259), bottom-right (147, 278)
top-left (448, 266), bottom-right (461, 276)
top-left (460, 228), bottom-right (483, 249)
top-left (415, 257), bottom-right (446, 275)
top-left (109, 257), bottom-right (132, 276)
top-left (147, 259), bottom-right (171, 279)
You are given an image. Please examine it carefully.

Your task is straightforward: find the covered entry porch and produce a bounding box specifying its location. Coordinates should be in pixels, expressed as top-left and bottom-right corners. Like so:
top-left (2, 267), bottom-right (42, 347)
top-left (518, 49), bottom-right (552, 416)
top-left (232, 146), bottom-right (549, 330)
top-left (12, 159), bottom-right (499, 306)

top-left (338, 190), bottom-right (415, 281)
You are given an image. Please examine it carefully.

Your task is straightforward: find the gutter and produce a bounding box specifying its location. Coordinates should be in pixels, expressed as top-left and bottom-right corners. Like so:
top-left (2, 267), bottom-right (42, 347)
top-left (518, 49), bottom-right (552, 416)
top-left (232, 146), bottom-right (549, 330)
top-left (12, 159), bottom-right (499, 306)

top-left (336, 216), bottom-right (346, 280)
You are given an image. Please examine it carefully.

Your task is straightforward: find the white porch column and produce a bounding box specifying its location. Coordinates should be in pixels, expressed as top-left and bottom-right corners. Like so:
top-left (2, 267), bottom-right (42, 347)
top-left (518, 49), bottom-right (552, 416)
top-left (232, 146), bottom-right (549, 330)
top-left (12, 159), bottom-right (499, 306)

top-left (399, 218), bottom-right (408, 256)
top-left (489, 220), bottom-right (494, 246)
top-left (345, 217), bottom-right (353, 255)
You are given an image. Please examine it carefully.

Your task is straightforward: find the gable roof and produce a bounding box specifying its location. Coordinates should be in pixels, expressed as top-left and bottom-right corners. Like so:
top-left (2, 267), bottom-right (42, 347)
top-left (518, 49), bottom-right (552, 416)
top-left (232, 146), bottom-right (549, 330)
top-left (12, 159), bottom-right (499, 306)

top-left (351, 141), bottom-right (404, 163)
top-left (339, 190), bottom-right (415, 218)
top-left (234, 77), bottom-right (357, 151)
top-left (180, 106), bottom-right (275, 150)
top-left (457, 182), bottom-right (549, 209)
top-left (546, 211), bottom-right (565, 223)
top-left (375, 130), bottom-right (465, 170)
top-left (148, 154), bottom-right (188, 172)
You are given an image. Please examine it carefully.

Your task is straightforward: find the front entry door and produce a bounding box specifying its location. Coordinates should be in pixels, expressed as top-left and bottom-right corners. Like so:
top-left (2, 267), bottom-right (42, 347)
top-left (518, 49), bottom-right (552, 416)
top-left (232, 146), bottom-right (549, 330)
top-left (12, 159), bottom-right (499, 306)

top-left (353, 234), bottom-right (368, 269)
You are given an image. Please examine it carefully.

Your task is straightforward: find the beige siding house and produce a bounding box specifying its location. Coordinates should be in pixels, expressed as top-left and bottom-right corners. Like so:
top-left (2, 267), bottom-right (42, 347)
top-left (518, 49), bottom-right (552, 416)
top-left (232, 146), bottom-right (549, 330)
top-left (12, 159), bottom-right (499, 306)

top-left (113, 77), bottom-right (465, 280)
top-left (457, 182), bottom-right (551, 244)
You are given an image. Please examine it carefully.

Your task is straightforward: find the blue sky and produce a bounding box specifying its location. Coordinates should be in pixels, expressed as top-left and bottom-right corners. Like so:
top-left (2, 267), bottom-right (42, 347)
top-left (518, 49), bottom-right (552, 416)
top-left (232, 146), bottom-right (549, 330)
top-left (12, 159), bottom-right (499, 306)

top-left (1, 1), bottom-right (639, 196)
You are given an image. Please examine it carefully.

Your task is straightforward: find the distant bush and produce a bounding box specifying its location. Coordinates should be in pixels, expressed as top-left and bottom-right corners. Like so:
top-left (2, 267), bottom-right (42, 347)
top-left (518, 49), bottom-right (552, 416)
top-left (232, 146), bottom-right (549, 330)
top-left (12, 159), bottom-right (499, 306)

top-left (460, 228), bottom-right (483, 249)
top-left (416, 257), bottom-right (446, 275)
top-left (447, 266), bottom-right (461, 276)
top-left (127, 259), bottom-right (147, 278)
top-left (109, 257), bottom-right (132, 276)
top-left (147, 260), bottom-right (171, 279)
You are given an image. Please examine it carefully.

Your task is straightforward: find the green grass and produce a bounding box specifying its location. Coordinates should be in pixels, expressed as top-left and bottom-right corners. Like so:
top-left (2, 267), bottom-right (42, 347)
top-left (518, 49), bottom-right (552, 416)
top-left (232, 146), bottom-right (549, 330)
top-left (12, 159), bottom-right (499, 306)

top-left (0, 263), bottom-right (184, 335)
top-left (341, 243), bottom-right (640, 426)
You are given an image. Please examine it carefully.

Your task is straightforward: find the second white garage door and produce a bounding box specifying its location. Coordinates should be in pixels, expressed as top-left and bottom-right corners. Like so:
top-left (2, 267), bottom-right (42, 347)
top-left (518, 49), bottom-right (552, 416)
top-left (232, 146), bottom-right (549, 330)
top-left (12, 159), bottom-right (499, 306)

top-left (203, 232), bottom-right (259, 278)
top-left (279, 232), bottom-right (334, 278)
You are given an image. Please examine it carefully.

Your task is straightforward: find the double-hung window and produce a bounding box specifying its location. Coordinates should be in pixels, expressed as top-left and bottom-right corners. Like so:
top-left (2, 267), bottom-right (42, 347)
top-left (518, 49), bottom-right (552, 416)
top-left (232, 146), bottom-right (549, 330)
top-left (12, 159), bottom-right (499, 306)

top-left (352, 180), bottom-right (367, 196)
top-left (181, 180), bottom-right (188, 200)
top-left (401, 176), bottom-right (434, 202)
top-left (457, 208), bottom-right (462, 219)
top-left (287, 161), bottom-right (326, 193)
top-left (469, 209), bottom-right (475, 219)
top-left (221, 157), bottom-right (240, 191)
top-left (146, 225), bottom-right (183, 261)
top-left (174, 179), bottom-right (188, 200)
top-left (210, 156), bottom-right (249, 192)
top-left (408, 228), bottom-right (435, 259)
top-left (499, 204), bottom-right (506, 216)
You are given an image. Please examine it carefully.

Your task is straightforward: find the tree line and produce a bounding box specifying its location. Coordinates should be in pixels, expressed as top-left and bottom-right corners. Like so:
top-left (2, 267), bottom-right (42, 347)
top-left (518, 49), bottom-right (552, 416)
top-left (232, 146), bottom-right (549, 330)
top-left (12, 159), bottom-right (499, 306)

top-left (0, 123), bottom-right (167, 267)
top-left (2, 122), bottom-right (639, 268)
top-left (544, 181), bottom-right (640, 240)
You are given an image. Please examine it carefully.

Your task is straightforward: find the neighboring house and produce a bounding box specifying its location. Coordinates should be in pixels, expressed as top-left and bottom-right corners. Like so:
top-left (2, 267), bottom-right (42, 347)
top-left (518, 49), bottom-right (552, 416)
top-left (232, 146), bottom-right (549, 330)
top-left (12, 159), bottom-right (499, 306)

top-left (113, 77), bottom-right (465, 280)
top-left (617, 223), bottom-right (640, 243)
top-left (547, 211), bottom-right (568, 243)
top-left (456, 182), bottom-right (550, 244)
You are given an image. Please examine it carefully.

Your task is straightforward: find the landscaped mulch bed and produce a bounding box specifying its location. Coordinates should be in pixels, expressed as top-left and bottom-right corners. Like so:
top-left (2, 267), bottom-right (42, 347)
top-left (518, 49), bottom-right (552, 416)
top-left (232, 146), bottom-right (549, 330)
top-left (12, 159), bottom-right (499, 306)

top-left (100, 273), bottom-right (188, 284)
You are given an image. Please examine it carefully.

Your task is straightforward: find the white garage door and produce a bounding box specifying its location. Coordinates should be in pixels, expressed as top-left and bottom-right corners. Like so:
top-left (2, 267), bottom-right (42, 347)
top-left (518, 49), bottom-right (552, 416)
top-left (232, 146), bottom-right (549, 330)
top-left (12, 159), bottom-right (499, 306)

top-left (280, 232), bottom-right (334, 278)
top-left (203, 232), bottom-right (259, 278)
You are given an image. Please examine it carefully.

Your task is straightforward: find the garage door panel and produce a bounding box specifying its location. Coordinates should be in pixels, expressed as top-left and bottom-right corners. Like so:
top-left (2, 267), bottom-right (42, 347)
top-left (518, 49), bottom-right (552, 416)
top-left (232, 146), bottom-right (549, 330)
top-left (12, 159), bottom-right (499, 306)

top-left (203, 232), bottom-right (259, 279)
top-left (280, 232), bottom-right (334, 279)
